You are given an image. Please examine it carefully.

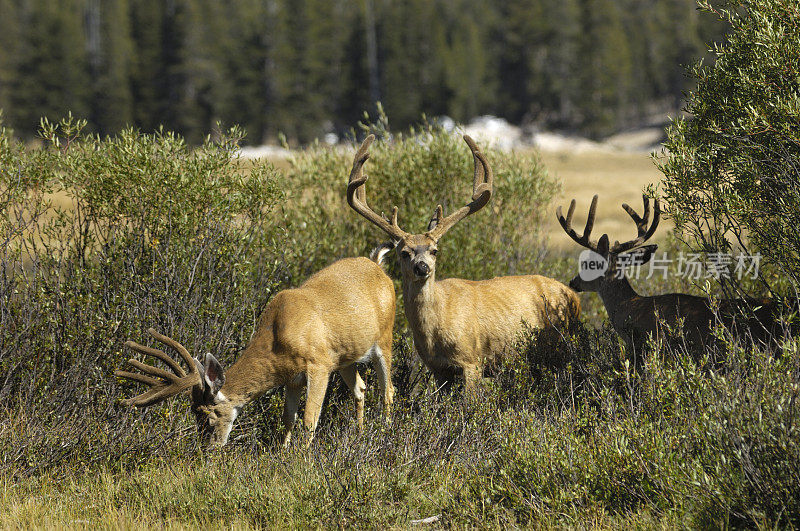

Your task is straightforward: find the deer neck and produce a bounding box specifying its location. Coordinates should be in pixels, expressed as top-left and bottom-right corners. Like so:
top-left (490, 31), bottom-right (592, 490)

top-left (596, 276), bottom-right (639, 322)
top-left (219, 340), bottom-right (280, 406)
top-left (402, 271), bottom-right (442, 345)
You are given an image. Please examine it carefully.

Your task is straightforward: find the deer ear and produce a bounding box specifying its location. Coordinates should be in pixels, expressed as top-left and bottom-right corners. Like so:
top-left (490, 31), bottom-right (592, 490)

top-left (621, 244), bottom-right (658, 265)
top-left (203, 353), bottom-right (226, 395)
top-left (427, 205), bottom-right (444, 231)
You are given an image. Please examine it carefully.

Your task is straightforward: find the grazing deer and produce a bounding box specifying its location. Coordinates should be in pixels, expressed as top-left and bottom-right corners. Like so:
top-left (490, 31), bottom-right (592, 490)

top-left (346, 134), bottom-right (580, 392)
top-left (115, 250), bottom-right (396, 448)
top-left (557, 194), bottom-right (780, 354)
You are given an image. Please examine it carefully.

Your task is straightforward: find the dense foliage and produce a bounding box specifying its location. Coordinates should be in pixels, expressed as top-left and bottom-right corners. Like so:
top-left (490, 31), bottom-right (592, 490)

top-left (0, 113), bottom-right (560, 474)
top-left (0, 115), bottom-right (288, 469)
top-left (0, 0), bottom-right (725, 143)
top-left (660, 0), bottom-right (800, 295)
top-left (2, 112), bottom-right (800, 526)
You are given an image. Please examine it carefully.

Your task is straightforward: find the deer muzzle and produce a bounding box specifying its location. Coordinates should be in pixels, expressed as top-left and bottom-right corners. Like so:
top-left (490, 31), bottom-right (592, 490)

top-left (569, 276), bottom-right (583, 292)
top-left (413, 262), bottom-right (430, 278)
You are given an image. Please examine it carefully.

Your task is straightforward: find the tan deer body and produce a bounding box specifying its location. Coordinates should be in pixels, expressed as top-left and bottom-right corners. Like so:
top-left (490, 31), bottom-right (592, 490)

top-left (347, 135), bottom-right (579, 390)
top-left (116, 253), bottom-right (395, 448)
top-left (558, 194), bottom-right (780, 354)
top-left (405, 272), bottom-right (579, 385)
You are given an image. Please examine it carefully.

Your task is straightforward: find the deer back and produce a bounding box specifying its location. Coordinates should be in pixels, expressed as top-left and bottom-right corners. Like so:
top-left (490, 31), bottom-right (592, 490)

top-left (222, 257), bottom-right (395, 396)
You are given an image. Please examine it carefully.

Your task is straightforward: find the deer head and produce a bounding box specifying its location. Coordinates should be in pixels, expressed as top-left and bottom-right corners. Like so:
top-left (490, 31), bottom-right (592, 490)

top-left (557, 194), bottom-right (660, 292)
top-left (347, 134), bottom-right (493, 283)
top-left (115, 328), bottom-right (238, 447)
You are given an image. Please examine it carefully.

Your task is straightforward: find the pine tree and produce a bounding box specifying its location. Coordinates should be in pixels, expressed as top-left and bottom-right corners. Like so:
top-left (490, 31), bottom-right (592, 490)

top-left (11, 0), bottom-right (91, 135)
top-left (575, 0), bottom-right (635, 137)
top-left (442, 0), bottom-right (496, 122)
top-left (89, 0), bottom-right (135, 135)
top-left (0, 0), bottom-right (20, 124)
top-left (494, 0), bottom-right (581, 127)
top-left (129, 0), bottom-right (167, 132)
top-left (378, 0), bottom-right (448, 127)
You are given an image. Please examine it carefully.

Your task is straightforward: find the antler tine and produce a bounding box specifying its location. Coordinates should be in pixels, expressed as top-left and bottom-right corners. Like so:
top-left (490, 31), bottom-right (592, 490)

top-left (584, 194), bottom-right (598, 238)
top-left (565, 199), bottom-right (576, 227)
top-left (125, 358), bottom-right (180, 381)
top-left (556, 195), bottom-right (600, 252)
top-left (124, 339), bottom-right (185, 376)
top-left (147, 328), bottom-right (195, 369)
top-left (118, 385), bottom-right (182, 408)
top-left (428, 135), bottom-right (493, 240)
top-left (115, 329), bottom-right (202, 408)
top-left (612, 194), bottom-right (661, 253)
top-left (346, 134), bottom-right (409, 241)
top-left (114, 369), bottom-right (161, 387)
top-left (465, 135), bottom-right (486, 191)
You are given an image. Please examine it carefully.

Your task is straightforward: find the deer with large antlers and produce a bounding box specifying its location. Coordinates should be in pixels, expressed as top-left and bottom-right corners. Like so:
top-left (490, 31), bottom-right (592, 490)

top-left (115, 250), bottom-right (396, 448)
top-left (557, 194), bottom-right (780, 355)
top-left (347, 134), bottom-right (580, 392)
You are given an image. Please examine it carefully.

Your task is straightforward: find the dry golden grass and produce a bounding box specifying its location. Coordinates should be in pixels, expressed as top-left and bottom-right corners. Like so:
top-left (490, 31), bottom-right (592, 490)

top-left (537, 149), bottom-right (667, 251)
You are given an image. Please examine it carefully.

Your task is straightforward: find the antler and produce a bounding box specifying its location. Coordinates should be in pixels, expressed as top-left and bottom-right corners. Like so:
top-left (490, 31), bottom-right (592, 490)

top-left (428, 135), bottom-right (494, 240)
top-left (556, 194), bottom-right (600, 252)
top-left (115, 328), bottom-right (201, 407)
top-left (346, 134), bottom-right (409, 241)
top-left (611, 194), bottom-right (660, 253)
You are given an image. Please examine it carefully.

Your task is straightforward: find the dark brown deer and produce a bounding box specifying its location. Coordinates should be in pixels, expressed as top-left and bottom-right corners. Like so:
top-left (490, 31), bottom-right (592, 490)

top-left (557, 194), bottom-right (780, 354)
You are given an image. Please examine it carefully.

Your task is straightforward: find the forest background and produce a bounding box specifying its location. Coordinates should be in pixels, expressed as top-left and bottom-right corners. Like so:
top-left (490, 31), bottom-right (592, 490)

top-left (0, 0), bottom-right (726, 144)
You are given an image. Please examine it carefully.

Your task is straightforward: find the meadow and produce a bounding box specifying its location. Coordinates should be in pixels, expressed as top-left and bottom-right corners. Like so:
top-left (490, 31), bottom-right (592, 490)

top-left (1, 117), bottom-right (798, 529)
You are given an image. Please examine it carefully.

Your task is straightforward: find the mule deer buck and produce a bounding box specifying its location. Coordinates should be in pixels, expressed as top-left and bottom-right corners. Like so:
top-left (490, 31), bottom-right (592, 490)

top-left (115, 250), bottom-right (396, 448)
top-left (557, 194), bottom-right (780, 355)
top-left (346, 134), bottom-right (580, 392)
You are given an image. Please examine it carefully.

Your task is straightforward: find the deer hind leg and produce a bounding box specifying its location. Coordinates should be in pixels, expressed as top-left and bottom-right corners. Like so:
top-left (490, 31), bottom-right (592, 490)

top-left (338, 364), bottom-right (366, 431)
top-left (302, 366), bottom-right (331, 447)
top-left (282, 382), bottom-right (302, 448)
top-left (371, 339), bottom-right (395, 421)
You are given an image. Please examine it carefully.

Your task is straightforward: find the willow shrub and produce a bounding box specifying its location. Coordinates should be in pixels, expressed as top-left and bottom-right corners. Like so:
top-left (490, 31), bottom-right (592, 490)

top-left (659, 0), bottom-right (800, 296)
top-left (0, 115), bottom-right (287, 474)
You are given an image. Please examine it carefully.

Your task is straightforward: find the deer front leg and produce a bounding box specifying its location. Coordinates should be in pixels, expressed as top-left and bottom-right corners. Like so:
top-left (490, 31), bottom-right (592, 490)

top-left (462, 364), bottom-right (481, 397)
top-left (282, 383), bottom-right (302, 448)
top-left (302, 366), bottom-right (331, 447)
top-left (338, 364), bottom-right (366, 431)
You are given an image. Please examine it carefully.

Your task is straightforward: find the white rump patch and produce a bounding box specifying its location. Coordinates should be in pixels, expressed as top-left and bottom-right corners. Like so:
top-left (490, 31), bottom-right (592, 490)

top-left (357, 345), bottom-right (376, 364)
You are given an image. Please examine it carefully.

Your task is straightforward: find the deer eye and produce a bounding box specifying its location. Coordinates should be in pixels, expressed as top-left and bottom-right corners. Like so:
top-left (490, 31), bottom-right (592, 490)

top-left (400, 250), bottom-right (411, 259)
top-left (430, 249), bottom-right (438, 256)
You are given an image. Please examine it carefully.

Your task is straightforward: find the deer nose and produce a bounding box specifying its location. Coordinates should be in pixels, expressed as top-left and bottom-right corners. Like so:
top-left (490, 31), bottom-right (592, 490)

top-left (413, 262), bottom-right (430, 277)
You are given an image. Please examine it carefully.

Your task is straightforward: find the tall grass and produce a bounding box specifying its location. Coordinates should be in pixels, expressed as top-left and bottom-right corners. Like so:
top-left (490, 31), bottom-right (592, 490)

top-left (1, 115), bottom-right (799, 527)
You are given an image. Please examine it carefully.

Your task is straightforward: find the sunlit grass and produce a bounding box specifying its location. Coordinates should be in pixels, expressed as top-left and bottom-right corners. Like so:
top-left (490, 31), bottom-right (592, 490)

top-left (538, 149), bottom-right (669, 251)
